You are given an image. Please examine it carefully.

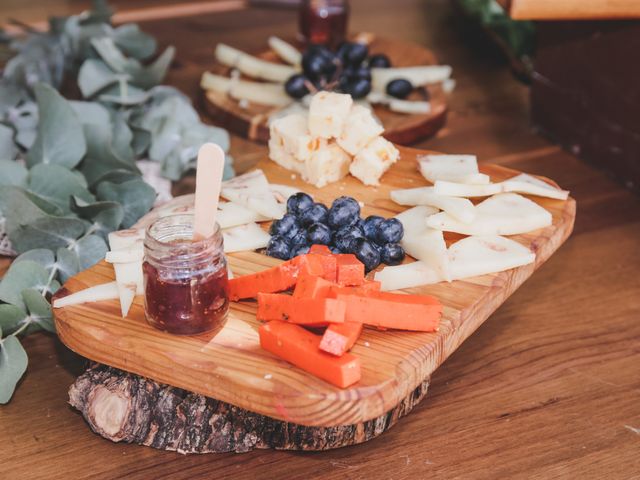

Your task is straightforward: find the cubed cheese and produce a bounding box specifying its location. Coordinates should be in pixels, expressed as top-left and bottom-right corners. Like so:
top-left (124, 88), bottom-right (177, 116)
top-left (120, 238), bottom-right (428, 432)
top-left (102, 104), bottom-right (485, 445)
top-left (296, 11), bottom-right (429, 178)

top-left (303, 142), bottom-right (351, 188)
top-left (268, 137), bottom-right (304, 173)
top-left (349, 136), bottom-right (399, 186)
top-left (308, 91), bottom-right (353, 139)
top-left (336, 105), bottom-right (384, 155)
top-left (270, 113), bottom-right (327, 161)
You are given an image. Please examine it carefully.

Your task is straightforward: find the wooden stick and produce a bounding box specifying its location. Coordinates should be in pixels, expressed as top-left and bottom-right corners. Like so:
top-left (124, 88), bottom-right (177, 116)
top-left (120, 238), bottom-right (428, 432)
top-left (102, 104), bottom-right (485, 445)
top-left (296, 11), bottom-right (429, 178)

top-left (193, 143), bottom-right (225, 240)
top-left (497, 0), bottom-right (640, 20)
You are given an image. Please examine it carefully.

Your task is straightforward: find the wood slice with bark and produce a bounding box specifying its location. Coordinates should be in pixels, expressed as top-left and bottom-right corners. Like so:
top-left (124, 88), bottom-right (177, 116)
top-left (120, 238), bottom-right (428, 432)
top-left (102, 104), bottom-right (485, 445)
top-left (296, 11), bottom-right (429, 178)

top-left (69, 364), bottom-right (430, 454)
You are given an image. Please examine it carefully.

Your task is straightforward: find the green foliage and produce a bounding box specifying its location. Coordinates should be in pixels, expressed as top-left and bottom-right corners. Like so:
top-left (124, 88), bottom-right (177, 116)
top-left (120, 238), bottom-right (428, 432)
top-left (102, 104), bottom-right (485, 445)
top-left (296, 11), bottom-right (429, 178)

top-left (0, 0), bottom-right (235, 404)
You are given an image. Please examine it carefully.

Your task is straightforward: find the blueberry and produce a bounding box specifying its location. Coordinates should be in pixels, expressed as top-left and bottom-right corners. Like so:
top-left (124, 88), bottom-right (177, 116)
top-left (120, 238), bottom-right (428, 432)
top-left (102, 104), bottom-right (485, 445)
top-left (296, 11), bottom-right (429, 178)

top-left (368, 54), bottom-right (391, 68)
top-left (307, 222), bottom-right (332, 245)
top-left (286, 192), bottom-right (314, 216)
top-left (380, 243), bottom-right (405, 265)
top-left (329, 245), bottom-right (342, 255)
top-left (291, 244), bottom-right (311, 258)
top-left (377, 218), bottom-right (404, 244)
top-left (342, 66), bottom-right (371, 82)
top-left (345, 43), bottom-right (368, 66)
top-left (302, 46), bottom-right (335, 80)
top-left (266, 235), bottom-right (291, 260)
top-left (332, 225), bottom-right (364, 253)
top-left (269, 213), bottom-right (299, 236)
top-left (285, 74), bottom-right (310, 99)
top-left (343, 78), bottom-right (371, 99)
top-left (386, 78), bottom-right (413, 99)
top-left (299, 202), bottom-right (329, 227)
top-left (363, 215), bottom-right (384, 241)
top-left (328, 196), bottom-right (360, 229)
top-left (351, 238), bottom-right (381, 271)
top-left (289, 229), bottom-right (309, 249)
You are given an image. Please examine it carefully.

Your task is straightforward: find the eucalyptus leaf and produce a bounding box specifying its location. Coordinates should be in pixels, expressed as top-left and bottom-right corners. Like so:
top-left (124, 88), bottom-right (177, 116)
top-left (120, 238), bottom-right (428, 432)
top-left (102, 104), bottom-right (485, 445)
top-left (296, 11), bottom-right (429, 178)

top-left (70, 100), bottom-right (111, 127)
top-left (77, 58), bottom-right (120, 98)
top-left (90, 36), bottom-right (141, 75)
top-left (0, 160), bottom-right (28, 187)
top-left (111, 113), bottom-right (134, 162)
top-left (73, 234), bottom-right (108, 270)
top-left (0, 186), bottom-right (48, 232)
top-left (0, 304), bottom-right (28, 335)
top-left (0, 335), bottom-right (28, 404)
top-left (13, 249), bottom-right (56, 275)
top-left (71, 196), bottom-right (124, 236)
top-left (96, 178), bottom-right (155, 228)
top-left (0, 124), bottom-right (18, 160)
top-left (130, 46), bottom-right (175, 90)
top-left (88, 169), bottom-right (140, 188)
top-left (98, 82), bottom-right (150, 106)
top-left (28, 164), bottom-right (95, 213)
top-left (112, 24), bottom-right (156, 60)
top-left (9, 216), bottom-right (88, 254)
top-left (22, 289), bottom-right (55, 333)
top-left (0, 260), bottom-right (50, 309)
top-left (26, 83), bottom-right (87, 168)
top-left (80, 122), bottom-right (138, 185)
top-left (8, 101), bottom-right (38, 150)
top-left (56, 247), bottom-right (80, 283)
top-left (130, 126), bottom-right (151, 156)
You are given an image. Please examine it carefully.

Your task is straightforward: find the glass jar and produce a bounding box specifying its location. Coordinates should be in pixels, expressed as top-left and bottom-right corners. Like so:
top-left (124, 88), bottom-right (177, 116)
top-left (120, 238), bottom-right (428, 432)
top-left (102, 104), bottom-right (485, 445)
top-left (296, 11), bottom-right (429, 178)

top-left (299, 0), bottom-right (350, 48)
top-left (143, 213), bottom-right (229, 336)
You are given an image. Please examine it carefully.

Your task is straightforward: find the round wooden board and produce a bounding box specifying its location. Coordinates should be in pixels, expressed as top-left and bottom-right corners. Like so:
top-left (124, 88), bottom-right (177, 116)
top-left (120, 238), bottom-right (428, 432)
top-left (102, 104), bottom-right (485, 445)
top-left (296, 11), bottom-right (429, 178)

top-left (201, 36), bottom-right (448, 144)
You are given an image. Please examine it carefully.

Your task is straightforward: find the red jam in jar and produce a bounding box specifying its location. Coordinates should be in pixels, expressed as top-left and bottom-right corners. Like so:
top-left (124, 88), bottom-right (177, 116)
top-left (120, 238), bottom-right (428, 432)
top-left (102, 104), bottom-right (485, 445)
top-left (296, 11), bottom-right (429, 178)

top-left (143, 214), bottom-right (229, 335)
top-left (299, 0), bottom-right (350, 48)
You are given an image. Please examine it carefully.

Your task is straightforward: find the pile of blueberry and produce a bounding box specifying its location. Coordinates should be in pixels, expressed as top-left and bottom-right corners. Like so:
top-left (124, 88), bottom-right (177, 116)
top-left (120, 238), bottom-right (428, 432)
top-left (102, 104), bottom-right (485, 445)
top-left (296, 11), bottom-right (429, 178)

top-left (284, 42), bottom-right (415, 101)
top-left (267, 193), bottom-right (405, 271)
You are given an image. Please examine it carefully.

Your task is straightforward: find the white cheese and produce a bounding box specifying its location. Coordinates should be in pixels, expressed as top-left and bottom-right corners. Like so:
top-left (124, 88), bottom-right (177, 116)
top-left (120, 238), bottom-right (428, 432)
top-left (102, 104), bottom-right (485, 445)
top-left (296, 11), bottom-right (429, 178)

top-left (270, 113), bottom-right (327, 162)
top-left (52, 281), bottom-right (120, 308)
top-left (349, 136), bottom-right (399, 186)
top-left (217, 201), bottom-right (269, 229)
top-left (426, 192), bottom-right (552, 236)
top-left (418, 154), bottom-right (489, 184)
top-left (308, 91), bottom-right (353, 139)
top-left (223, 223), bottom-right (271, 253)
top-left (221, 170), bottom-right (284, 219)
top-left (336, 105), bottom-right (384, 155)
top-left (107, 229), bottom-right (145, 318)
top-left (433, 174), bottom-right (569, 200)
top-left (302, 142), bottom-right (351, 188)
top-left (375, 261), bottom-right (442, 291)
top-left (390, 186), bottom-right (477, 224)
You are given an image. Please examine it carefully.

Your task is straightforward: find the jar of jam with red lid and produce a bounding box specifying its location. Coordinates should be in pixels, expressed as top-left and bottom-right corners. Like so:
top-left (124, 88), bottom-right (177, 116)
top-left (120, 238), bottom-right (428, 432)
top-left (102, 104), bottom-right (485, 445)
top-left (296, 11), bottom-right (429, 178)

top-left (143, 213), bottom-right (229, 336)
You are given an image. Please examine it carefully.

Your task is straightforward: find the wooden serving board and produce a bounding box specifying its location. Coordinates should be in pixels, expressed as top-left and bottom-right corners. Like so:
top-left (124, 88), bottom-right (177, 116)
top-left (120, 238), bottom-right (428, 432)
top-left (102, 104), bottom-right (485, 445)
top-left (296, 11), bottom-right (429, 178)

top-left (54, 146), bottom-right (575, 428)
top-left (202, 36), bottom-right (448, 144)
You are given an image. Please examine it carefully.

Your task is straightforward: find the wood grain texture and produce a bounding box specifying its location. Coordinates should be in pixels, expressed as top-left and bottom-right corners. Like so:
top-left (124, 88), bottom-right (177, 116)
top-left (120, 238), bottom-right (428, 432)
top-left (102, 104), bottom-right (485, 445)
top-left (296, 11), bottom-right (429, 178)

top-left (53, 145), bottom-right (575, 427)
top-left (497, 0), bottom-right (640, 20)
top-left (202, 36), bottom-right (448, 144)
top-left (2, 0), bottom-right (640, 477)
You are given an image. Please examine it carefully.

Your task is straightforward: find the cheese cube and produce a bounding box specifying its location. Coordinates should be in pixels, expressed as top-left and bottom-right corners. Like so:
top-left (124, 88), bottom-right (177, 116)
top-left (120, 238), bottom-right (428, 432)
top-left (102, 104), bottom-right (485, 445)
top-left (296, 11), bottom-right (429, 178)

top-left (337, 105), bottom-right (384, 155)
top-left (303, 142), bottom-right (351, 188)
top-left (268, 137), bottom-right (304, 173)
top-left (350, 136), bottom-right (399, 186)
top-left (308, 91), bottom-right (353, 139)
top-left (270, 113), bottom-right (327, 161)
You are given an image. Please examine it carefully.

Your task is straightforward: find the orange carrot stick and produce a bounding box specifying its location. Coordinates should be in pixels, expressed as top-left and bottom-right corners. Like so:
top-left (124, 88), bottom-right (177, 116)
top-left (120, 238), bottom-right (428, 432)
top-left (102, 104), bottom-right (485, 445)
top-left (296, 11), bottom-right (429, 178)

top-left (259, 320), bottom-right (361, 388)
top-left (320, 321), bottom-right (364, 356)
top-left (257, 293), bottom-right (346, 325)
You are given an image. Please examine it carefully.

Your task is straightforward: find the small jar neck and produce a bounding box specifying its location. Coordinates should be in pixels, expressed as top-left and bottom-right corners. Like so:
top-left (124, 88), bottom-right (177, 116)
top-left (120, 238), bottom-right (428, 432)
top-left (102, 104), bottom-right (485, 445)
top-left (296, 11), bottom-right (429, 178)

top-left (144, 214), bottom-right (224, 270)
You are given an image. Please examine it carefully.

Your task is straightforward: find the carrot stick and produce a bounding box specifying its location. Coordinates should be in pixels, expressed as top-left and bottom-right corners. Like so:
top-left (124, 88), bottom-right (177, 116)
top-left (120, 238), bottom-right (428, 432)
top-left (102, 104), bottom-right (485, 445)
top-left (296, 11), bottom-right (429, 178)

top-left (336, 254), bottom-right (365, 286)
top-left (257, 293), bottom-right (346, 325)
top-left (293, 275), bottom-right (336, 299)
top-left (259, 320), bottom-right (361, 388)
top-left (334, 292), bottom-right (442, 332)
top-left (228, 254), bottom-right (324, 300)
top-left (320, 321), bottom-right (363, 356)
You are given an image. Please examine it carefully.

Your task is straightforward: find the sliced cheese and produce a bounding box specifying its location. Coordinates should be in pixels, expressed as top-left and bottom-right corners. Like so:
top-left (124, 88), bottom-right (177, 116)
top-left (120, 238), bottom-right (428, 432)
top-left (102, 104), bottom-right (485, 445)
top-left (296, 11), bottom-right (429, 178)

top-left (268, 36), bottom-right (301, 66)
top-left (221, 170), bottom-right (284, 219)
top-left (350, 136), bottom-right (399, 186)
top-left (371, 65), bottom-right (452, 92)
top-left (223, 223), bottom-right (271, 253)
top-left (390, 186), bottom-right (477, 224)
top-left (108, 229), bottom-right (145, 317)
top-left (418, 154), bottom-right (489, 185)
top-left (218, 201), bottom-right (269, 229)
top-left (105, 248), bottom-right (143, 264)
top-left (200, 72), bottom-right (291, 107)
top-left (426, 193), bottom-right (552, 236)
top-left (215, 43), bottom-right (298, 83)
top-left (308, 91), bottom-right (353, 139)
top-left (375, 261), bottom-right (442, 291)
top-left (336, 105), bottom-right (383, 155)
top-left (434, 174), bottom-right (569, 200)
top-left (270, 184), bottom-right (301, 203)
top-left (52, 281), bottom-right (120, 308)
top-left (448, 235), bottom-right (535, 279)
top-left (394, 205), bottom-right (439, 235)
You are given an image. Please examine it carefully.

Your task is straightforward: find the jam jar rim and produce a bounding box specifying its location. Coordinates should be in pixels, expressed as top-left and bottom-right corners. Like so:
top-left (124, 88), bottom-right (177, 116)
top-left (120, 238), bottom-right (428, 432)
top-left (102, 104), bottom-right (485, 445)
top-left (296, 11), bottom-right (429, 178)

top-left (144, 213), bottom-right (224, 270)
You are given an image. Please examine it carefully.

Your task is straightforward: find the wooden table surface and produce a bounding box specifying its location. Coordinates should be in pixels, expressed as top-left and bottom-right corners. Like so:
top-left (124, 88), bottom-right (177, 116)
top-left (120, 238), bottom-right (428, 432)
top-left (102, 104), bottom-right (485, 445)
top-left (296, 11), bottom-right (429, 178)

top-left (1, 1), bottom-right (639, 478)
